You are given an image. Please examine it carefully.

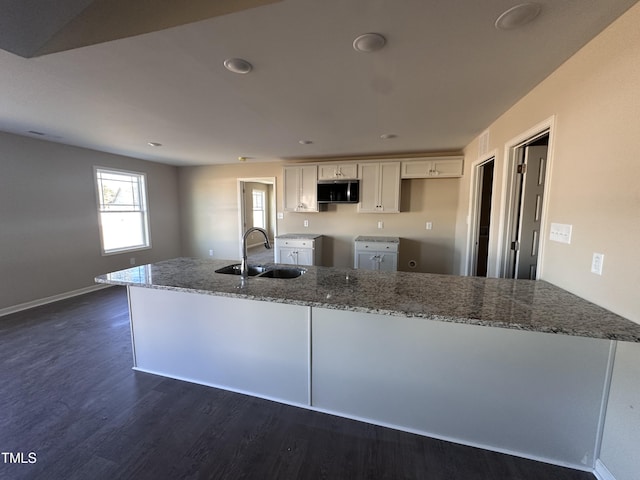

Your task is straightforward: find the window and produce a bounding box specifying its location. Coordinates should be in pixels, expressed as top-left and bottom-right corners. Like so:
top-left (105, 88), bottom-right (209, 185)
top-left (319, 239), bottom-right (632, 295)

top-left (95, 167), bottom-right (150, 254)
top-left (252, 189), bottom-right (266, 229)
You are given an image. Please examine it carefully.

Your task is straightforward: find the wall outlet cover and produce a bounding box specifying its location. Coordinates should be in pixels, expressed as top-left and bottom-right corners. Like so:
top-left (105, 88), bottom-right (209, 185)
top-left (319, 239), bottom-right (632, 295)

top-left (549, 223), bottom-right (572, 244)
top-left (591, 253), bottom-right (604, 275)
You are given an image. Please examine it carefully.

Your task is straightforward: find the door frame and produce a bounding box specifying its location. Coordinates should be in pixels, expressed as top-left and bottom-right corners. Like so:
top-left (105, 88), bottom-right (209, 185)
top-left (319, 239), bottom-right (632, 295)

top-left (466, 151), bottom-right (497, 276)
top-left (496, 116), bottom-right (556, 278)
top-left (237, 177), bottom-right (277, 259)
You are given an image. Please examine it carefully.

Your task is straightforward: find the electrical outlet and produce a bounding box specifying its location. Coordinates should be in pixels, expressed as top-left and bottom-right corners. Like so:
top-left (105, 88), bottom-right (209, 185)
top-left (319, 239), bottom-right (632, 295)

top-left (377, 221), bottom-right (384, 229)
top-left (277, 212), bottom-right (284, 220)
top-left (591, 253), bottom-right (604, 275)
top-left (426, 222), bottom-right (433, 230)
top-left (303, 219), bottom-right (309, 227)
top-left (209, 249), bottom-right (214, 257)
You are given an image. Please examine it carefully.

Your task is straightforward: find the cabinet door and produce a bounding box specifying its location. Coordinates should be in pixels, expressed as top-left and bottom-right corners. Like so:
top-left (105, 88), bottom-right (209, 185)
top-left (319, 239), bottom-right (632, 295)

top-left (283, 167), bottom-right (301, 212)
top-left (317, 164), bottom-right (338, 180)
top-left (277, 247), bottom-right (299, 265)
top-left (401, 160), bottom-right (432, 178)
top-left (298, 165), bottom-right (318, 212)
top-left (357, 163), bottom-right (381, 213)
top-left (378, 162), bottom-right (401, 213)
top-left (283, 166), bottom-right (318, 212)
top-left (431, 158), bottom-right (463, 177)
top-left (337, 163), bottom-right (358, 179)
top-left (377, 252), bottom-right (398, 272)
top-left (295, 248), bottom-right (314, 266)
top-left (356, 251), bottom-right (379, 270)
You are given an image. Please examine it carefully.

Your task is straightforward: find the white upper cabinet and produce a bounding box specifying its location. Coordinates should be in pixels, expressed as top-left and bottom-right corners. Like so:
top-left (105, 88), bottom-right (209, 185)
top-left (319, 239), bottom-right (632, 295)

top-left (401, 156), bottom-right (464, 178)
top-left (358, 162), bottom-right (401, 213)
top-left (283, 165), bottom-right (318, 212)
top-left (317, 163), bottom-right (358, 180)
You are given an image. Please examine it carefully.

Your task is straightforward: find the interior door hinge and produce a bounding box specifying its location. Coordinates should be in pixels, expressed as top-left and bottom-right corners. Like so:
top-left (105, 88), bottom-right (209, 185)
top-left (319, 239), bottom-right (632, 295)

top-left (517, 164), bottom-right (527, 174)
top-left (511, 241), bottom-right (520, 251)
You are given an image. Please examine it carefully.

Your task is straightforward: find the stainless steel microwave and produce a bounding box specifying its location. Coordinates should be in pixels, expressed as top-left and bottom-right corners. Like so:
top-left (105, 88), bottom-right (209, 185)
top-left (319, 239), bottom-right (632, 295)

top-left (317, 179), bottom-right (360, 204)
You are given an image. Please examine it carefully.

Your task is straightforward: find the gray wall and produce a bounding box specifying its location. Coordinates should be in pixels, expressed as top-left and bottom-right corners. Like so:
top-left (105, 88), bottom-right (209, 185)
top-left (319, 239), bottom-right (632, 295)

top-left (0, 132), bottom-right (181, 311)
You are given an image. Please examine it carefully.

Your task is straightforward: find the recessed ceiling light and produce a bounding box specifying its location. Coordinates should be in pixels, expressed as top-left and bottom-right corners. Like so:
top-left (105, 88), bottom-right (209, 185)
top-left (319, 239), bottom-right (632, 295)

top-left (380, 133), bottom-right (397, 140)
top-left (495, 3), bottom-right (542, 30)
top-left (224, 58), bottom-right (253, 74)
top-left (147, 142), bottom-right (162, 147)
top-left (353, 33), bottom-right (386, 53)
top-left (299, 140), bottom-right (313, 145)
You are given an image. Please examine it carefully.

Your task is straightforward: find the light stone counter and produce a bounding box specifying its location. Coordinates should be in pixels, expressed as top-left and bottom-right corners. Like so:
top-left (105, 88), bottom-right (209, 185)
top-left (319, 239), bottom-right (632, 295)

top-left (275, 233), bottom-right (323, 239)
top-left (95, 257), bottom-right (640, 343)
top-left (354, 235), bottom-right (400, 243)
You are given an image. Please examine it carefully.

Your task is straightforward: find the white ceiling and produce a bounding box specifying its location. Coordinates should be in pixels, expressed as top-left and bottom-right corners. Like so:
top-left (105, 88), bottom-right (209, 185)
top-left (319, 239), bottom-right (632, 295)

top-left (0, 0), bottom-right (637, 166)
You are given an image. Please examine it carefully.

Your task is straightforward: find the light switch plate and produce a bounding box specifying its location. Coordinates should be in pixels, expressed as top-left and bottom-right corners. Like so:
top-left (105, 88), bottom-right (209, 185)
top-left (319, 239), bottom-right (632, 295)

top-left (549, 223), bottom-right (572, 244)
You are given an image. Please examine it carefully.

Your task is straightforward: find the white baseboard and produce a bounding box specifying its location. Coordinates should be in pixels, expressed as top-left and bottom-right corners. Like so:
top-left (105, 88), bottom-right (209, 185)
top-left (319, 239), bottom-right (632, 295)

top-left (0, 284), bottom-right (112, 317)
top-left (594, 459), bottom-right (617, 480)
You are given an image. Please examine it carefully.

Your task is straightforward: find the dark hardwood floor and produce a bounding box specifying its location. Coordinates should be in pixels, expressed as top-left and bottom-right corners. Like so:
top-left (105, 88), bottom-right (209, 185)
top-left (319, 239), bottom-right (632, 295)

top-left (1, 287), bottom-right (595, 480)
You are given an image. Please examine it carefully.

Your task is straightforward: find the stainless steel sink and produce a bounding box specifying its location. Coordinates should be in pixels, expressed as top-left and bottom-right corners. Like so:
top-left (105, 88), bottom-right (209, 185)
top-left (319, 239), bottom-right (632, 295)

top-left (214, 264), bottom-right (268, 276)
top-left (258, 267), bottom-right (306, 279)
top-left (215, 264), bottom-right (305, 279)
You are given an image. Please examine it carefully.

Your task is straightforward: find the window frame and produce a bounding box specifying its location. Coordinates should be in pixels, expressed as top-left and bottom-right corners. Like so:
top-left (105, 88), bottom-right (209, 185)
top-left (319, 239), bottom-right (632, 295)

top-left (252, 189), bottom-right (266, 229)
top-left (94, 166), bottom-right (152, 256)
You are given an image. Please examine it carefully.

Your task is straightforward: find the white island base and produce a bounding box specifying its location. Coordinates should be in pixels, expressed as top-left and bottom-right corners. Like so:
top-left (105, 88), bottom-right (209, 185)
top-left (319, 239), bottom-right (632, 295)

top-left (128, 286), bottom-right (613, 472)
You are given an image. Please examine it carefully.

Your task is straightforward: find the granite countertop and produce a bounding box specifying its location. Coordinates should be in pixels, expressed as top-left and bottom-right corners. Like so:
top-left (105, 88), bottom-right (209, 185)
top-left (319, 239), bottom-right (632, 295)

top-left (95, 257), bottom-right (640, 343)
top-left (355, 235), bottom-right (400, 243)
top-left (275, 233), bottom-right (323, 239)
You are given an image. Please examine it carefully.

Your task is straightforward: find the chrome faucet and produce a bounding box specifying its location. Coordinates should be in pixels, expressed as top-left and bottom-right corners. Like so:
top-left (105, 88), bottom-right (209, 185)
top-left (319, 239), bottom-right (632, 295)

top-left (241, 227), bottom-right (272, 277)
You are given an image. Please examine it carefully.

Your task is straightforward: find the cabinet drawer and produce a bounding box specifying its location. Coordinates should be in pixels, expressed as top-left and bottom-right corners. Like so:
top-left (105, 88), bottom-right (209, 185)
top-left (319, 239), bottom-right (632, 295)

top-left (277, 239), bottom-right (315, 249)
top-left (355, 241), bottom-right (398, 252)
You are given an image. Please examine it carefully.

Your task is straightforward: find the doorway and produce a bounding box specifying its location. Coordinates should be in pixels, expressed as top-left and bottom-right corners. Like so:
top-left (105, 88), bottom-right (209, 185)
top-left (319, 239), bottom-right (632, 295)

top-left (469, 158), bottom-right (495, 276)
top-left (505, 132), bottom-right (549, 279)
top-left (237, 177), bottom-right (277, 262)
top-left (475, 160), bottom-right (494, 276)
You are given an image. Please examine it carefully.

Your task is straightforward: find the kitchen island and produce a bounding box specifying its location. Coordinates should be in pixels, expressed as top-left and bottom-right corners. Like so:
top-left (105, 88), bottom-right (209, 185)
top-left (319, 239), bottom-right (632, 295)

top-left (96, 257), bottom-right (640, 472)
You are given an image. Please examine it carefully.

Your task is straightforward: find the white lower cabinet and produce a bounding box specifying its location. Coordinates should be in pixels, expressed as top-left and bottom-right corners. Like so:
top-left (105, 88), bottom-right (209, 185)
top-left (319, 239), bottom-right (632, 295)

top-left (275, 236), bottom-right (323, 266)
top-left (354, 240), bottom-right (398, 271)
